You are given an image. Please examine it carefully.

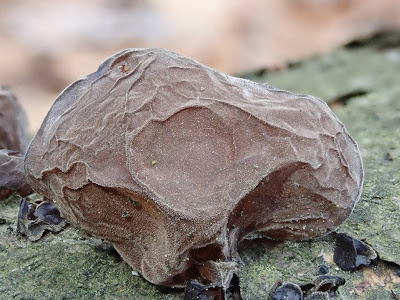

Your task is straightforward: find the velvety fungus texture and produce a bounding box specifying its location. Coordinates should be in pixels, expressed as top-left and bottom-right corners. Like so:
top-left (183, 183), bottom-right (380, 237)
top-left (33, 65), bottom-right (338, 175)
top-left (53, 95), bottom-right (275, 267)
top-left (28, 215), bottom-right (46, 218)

top-left (24, 48), bottom-right (363, 289)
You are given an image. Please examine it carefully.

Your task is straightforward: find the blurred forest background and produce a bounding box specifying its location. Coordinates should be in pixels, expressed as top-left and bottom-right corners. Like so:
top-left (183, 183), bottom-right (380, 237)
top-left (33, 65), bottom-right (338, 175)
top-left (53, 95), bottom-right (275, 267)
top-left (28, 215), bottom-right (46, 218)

top-left (1, 0), bottom-right (400, 134)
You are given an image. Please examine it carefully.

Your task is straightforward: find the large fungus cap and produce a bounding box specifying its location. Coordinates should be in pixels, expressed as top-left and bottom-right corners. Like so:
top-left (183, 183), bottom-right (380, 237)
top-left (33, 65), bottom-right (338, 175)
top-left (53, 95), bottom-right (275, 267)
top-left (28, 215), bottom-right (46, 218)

top-left (25, 48), bottom-right (363, 288)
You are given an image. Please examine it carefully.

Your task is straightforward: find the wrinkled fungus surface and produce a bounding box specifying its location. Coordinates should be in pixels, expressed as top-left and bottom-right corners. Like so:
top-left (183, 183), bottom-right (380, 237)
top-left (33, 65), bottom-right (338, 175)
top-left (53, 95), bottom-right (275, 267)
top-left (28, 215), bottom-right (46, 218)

top-left (24, 48), bottom-right (363, 289)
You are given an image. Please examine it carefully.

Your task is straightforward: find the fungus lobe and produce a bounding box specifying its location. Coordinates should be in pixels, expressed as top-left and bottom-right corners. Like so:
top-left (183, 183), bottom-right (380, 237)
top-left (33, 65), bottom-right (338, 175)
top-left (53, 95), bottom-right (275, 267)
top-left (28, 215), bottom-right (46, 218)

top-left (24, 48), bottom-right (363, 289)
top-left (0, 88), bottom-right (32, 200)
top-left (0, 149), bottom-right (32, 200)
top-left (0, 88), bottom-right (29, 153)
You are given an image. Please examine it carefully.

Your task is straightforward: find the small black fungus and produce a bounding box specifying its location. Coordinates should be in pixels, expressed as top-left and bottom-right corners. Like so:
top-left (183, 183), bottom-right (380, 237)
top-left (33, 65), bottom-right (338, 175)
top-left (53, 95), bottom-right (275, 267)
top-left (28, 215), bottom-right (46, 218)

top-left (271, 282), bottom-right (303, 300)
top-left (311, 275), bottom-right (345, 295)
top-left (184, 280), bottom-right (224, 300)
top-left (17, 198), bottom-right (67, 241)
top-left (333, 233), bottom-right (377, 271)
top-left (183, 275), bottom-right (242, 300)
top-left (299, 275), bottom-right (345, 299)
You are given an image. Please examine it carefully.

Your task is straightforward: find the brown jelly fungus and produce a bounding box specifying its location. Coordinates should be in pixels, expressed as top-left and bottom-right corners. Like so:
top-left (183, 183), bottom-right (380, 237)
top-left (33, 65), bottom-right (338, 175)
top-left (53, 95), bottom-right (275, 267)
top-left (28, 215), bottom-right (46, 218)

top-left (0, 88), bottom-right (29, 153)
top-left (0, 149), bottom-right (32, 200)
top-left (25, 48), bottom-right (364, 289)
top-left (333, 233), bottom-right (377, 271)
top-left (0, 88), bottom-right (31, 200)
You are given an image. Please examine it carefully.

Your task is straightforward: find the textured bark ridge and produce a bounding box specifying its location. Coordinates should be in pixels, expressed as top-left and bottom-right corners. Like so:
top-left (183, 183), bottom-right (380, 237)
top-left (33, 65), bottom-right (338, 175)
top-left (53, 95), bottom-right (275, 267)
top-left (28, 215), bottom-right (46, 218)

top-left (24, 48), bottom-right (363, 288)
